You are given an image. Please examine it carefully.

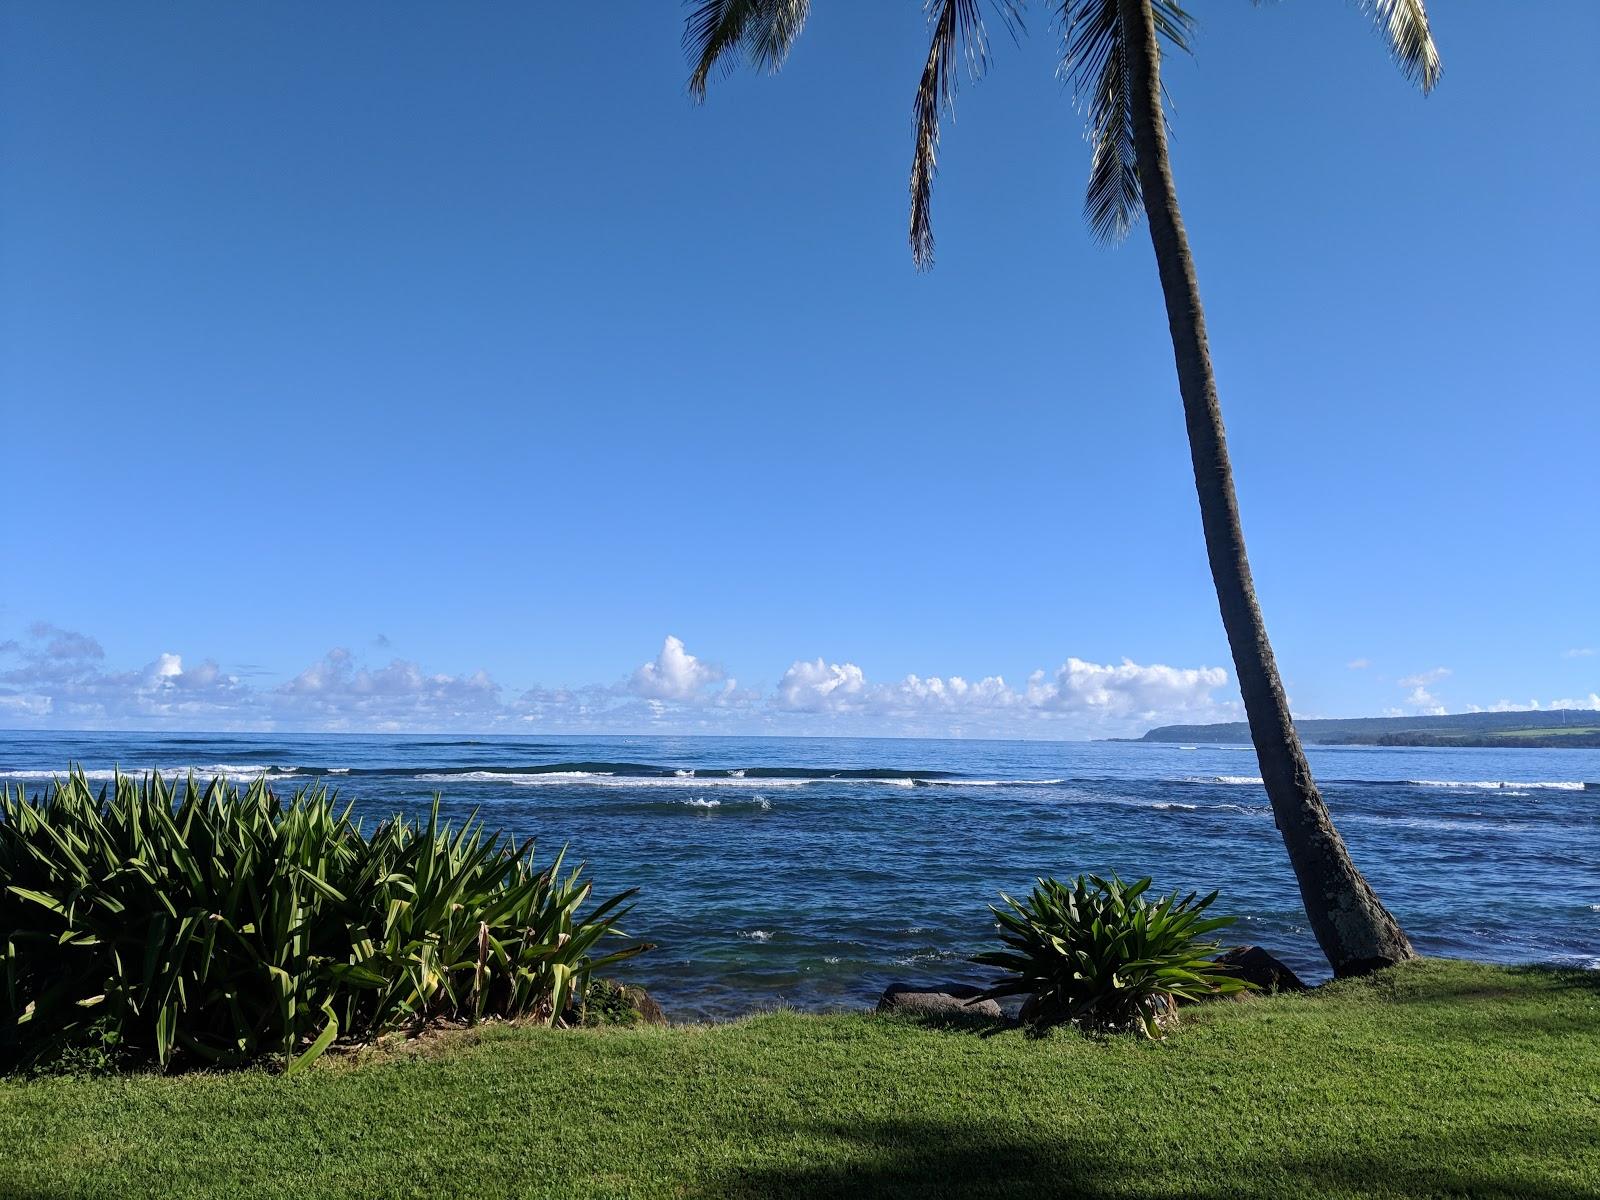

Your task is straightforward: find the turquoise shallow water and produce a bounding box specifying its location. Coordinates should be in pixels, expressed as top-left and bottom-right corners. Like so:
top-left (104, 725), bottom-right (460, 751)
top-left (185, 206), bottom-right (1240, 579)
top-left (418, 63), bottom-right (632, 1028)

top-left (3, 730), bottom-right (1596, 1018)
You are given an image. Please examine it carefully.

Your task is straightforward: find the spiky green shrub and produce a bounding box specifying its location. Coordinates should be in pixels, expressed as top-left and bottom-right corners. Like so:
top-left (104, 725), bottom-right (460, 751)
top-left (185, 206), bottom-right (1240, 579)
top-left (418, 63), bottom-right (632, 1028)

top-left (975, 874), bottom-right (1249, 1037)
top-left (1, 771), bottom-right (649, 1074)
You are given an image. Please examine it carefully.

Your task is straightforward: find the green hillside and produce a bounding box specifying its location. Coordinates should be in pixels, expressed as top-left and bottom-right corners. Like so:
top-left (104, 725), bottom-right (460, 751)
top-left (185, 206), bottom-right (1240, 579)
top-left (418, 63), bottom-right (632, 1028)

top-left (1133, 709), bottom-right (1600, 748)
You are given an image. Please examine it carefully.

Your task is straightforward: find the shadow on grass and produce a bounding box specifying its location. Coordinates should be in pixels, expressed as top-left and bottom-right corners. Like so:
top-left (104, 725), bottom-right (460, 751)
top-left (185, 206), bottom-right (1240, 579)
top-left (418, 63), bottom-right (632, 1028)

top-left (1356, 961), bottom-right (1600, 1001)
top-left (875, 1011), bottom-right (1018, 1037)
top-left (695, 1115), bottom-right (1595, 1200)
top-left (1339, 961), bottom-right (1600, 1039)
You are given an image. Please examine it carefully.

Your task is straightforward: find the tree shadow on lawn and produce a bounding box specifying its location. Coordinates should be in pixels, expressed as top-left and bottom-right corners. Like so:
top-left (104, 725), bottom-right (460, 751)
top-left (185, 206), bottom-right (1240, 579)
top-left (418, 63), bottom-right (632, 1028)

top-left (876, 1011), bottom-right (1018, 1037)
top-left (1365, 962), bottom-right (1599, 1001)
top-left (693, 1114), bottom-right (1595, 1200)
top-left (1347, 963), bottom-right (1600, 1036)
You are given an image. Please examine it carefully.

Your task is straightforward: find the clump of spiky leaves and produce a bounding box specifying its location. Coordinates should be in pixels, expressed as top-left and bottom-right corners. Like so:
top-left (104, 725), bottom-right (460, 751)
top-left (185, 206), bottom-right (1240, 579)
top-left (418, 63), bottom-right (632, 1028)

top-left (0, 771), bottom-right (650, 1075)
top-left (975, 873), bottom-right (1248, 1037)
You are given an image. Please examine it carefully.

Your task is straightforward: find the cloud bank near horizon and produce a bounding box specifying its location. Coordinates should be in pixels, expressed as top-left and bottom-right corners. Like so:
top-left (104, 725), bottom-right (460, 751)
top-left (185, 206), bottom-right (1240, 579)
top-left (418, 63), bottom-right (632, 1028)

top-left (1, 625), bottom-right (1247, 739)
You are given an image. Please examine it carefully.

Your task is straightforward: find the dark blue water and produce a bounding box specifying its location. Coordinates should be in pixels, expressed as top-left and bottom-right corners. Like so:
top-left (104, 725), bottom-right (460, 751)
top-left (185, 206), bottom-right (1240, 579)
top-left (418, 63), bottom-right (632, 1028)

top-left (4, 730), bottom-right (1596, 1018)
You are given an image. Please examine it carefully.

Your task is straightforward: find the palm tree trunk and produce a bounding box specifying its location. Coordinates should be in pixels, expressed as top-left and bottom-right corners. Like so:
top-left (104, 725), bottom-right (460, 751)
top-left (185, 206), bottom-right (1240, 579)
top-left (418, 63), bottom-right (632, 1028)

top-left (1117, 0), bottom-right (1414, 975)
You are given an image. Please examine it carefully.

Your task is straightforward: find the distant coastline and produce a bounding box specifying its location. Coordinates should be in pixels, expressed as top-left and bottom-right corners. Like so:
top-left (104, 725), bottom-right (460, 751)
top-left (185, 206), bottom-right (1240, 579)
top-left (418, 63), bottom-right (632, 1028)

top-left (1124, 708), bottom-right (1600, 749)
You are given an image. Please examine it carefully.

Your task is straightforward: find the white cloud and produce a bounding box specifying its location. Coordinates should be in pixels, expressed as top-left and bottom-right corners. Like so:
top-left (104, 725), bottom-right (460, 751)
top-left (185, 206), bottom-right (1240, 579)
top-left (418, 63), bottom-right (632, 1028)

top-left (1405, 685), bottom-right (1447, 716)
top-left (1, 624), bottom-right (1238, 739)
top-left (1029, 658), bottom-right (1228, 717)
top-left (1551, 694), bottom-right (1600, 710)
top-left (1347, 658), bottom-right (1370, 670)
top-left (1563, 647), bottom-right (1595, 659)
top-left (774, 654), bottom-right (1231, 735)
top-left (1394, 667), bottom-right (1452, 714)
top-left (276, 649), bottom-right (504, 730)
top-left (776, 659), bottom-right (870, 712)
top-left (29, 622), bottom-right (105, 662)
top-left (0, 693), bottom-right (52, 718)
top-left (1468, 695), bottom-right (1600, 714)
top-left (629, 636), bottom-right (727, 702)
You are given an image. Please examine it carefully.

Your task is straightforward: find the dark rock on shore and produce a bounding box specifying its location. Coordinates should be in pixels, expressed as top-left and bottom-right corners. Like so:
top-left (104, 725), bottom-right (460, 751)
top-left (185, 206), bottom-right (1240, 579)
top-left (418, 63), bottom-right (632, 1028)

top-left (877, 984), bottom-right (1004, 1021)
top-left (581, 979), bottom-right (667, 1026)
top-left (1214, 945), bottom-right (1308, 994)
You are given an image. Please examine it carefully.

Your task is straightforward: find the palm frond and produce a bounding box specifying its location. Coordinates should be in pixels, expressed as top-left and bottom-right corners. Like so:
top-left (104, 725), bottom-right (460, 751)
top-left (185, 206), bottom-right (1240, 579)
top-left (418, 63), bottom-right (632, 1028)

top-left (685, 0), bottom-right (812, 103)
top-left (1361, 0), bottom-right (1441, 93)
top-left (909, 0), bottom-right (1022, 269)
top-left (1060, 0), bottom-right (1193, 243)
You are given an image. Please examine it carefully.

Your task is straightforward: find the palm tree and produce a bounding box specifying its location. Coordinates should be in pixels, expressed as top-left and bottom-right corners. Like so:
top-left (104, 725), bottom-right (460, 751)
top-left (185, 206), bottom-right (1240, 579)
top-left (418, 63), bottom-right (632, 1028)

top-left (684, 0), bottom-right (1442, 976)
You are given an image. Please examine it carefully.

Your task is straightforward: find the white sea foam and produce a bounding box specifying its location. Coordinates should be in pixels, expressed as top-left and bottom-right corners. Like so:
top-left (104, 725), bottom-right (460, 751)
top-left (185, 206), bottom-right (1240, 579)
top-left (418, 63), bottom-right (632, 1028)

top-left (414, 770), bottom-right (606, 784)
top-left (926, 778), bottom-right (1067, 787)
top-left (1407, 780), bottom-right (1585, 791)
top-left (0, 768), bottom-right (118, 781)
top-left (201, 763), bottom-right (280, 775)
top-left (0, 764), bottom-right (289, 782)
top-left (1345, 813), bottom-right (1512, 835)
top-left (739, 930), bottom-right (773, 942)
top-left (892, 950), bottom-right (960, 966)
top-left (682, 797), bottom-right (721, 809)
top-left (1210, 775), bottom-right (1265, 786)
top-left (1153, 802), bottom-right (1199, 811)
top-left (610, 775), bottom-right (809, 789)
top-left (413, 771), bottom-right (809, 789)
top-left (1552, 952), bottom-right (1600, 971)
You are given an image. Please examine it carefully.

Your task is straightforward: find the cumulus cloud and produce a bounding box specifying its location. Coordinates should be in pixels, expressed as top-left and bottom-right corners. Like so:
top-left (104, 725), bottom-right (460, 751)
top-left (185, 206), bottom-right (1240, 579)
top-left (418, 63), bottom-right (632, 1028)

top-left (1, 624), bottom-right (1244, 738)
top-left (1031, 658), bottom-right (1228, 717)
top-left (29, 622), bottom-right (105, 662)
top-left (1405, 685), bottom-right (1447, 716)
top-left (1, 624), bottom-right (244, 726)
top-left (0, 624), bottom-right (509, 733)
top-left (1394, 667), bottom-right (1453, 715)
top-left (776, 659), bottom-right (870, 712)
top-left (1467, 695), bottom-right (1600, 714)
top-left (276, 649), bottom-right (503, 730)
top-left (630, 636), bottom-right (727, 702)
top-left (774, 654), bottom-right (1231, 735)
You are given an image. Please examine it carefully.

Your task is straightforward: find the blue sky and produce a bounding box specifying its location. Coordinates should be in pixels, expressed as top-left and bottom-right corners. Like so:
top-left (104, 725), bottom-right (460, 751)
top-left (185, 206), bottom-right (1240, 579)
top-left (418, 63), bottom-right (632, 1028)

top-left (2, 1), bottom-right (1596, 736)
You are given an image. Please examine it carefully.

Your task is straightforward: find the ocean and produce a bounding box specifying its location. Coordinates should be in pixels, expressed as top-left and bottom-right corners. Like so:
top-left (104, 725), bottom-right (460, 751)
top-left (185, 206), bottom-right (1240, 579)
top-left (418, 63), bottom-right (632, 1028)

top-left (3, 729), bottom-right (1595, 1018)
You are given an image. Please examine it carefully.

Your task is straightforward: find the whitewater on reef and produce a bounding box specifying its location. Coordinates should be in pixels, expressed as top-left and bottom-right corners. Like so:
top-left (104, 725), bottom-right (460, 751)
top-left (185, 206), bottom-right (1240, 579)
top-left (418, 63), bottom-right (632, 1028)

top-left (3, 730), bottom-right (1596, 1017)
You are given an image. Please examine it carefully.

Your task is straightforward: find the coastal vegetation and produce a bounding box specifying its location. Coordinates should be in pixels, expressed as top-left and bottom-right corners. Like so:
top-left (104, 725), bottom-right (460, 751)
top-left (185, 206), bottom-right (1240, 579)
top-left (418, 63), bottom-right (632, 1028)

top-left (1137, 708), bottom-right (1600, 749)
top-left (976, 873), bottom-right (1248, 1035)
top-left (4, 776), bottom-right (1591, 1195)
top-left (681, 0), bottom-right (1442, 978)
top-left (3, 773), bottom-right (1260, 1069)
top-left (0, 772), bottom-right (647, 1075)
top-left (1363, 729), bottom-right (1600, 749)
top-left (0, 959), bottom-right (1593, 1198)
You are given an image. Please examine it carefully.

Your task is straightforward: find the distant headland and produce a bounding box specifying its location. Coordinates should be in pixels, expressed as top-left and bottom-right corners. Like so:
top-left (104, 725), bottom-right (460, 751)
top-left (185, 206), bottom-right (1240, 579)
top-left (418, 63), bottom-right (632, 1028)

top-left (1126, 709), bottom-right (1600, 749)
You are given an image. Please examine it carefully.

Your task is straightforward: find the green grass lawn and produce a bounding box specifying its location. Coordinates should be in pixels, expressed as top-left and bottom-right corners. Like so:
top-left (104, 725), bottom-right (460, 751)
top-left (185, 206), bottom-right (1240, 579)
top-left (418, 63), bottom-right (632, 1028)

top-left (2, 959), bottom-right (1595, 1199)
